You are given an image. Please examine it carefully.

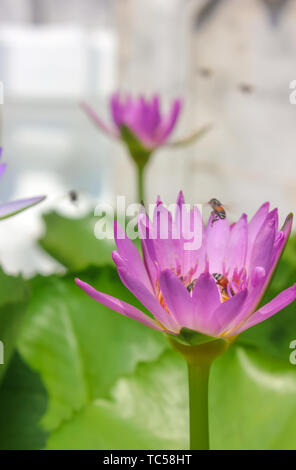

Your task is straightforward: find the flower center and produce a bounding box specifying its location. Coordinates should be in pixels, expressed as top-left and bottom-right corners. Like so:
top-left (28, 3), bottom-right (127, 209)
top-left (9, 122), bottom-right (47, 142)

top-left (155, 265), bottom-right (247, 314)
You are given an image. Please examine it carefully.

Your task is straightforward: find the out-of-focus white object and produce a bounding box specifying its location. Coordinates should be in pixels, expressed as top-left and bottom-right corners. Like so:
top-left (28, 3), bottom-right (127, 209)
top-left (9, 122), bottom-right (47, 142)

top-left (0, 170), bottom-right (97, 277)
top-left (0, 171), bottom-right (64, 277)
top-left (0, 21), bottom-right (118, 275)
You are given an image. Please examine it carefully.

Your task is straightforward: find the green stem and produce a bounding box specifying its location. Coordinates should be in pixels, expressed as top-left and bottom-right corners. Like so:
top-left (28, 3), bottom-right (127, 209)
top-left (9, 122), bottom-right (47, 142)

top-left (187, 360), bottom-right (211, 450)
top-left (137, 164), bottom-right (145, 203)
top-left (168, 337), bottom-right (229, 451)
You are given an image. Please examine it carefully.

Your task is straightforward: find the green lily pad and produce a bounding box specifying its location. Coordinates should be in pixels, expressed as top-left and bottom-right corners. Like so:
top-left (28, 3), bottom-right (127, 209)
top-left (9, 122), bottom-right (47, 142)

top-left (46, 345), bottom-right (296, 450)
top-left (211, 346), bottom-right (296, 449)
top-left (46, 349), bottom-right (187, 450)
top-left (39, 211), bottom-right (115, 271)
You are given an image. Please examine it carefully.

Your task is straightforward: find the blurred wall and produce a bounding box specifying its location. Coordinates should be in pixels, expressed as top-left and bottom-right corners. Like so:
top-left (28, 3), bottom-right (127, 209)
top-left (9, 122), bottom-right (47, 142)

top-left (115, 0), bottom-right (296, 224)
top-left (0, 0), bottom-right (295, 274)
top-left (187, 0), bottom-right (296, 223)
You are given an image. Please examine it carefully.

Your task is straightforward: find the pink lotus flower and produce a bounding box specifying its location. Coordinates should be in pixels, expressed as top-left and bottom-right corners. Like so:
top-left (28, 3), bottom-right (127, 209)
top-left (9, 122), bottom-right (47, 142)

top-left (81, 93), bottom-right (182, 150)
top-left (75, 192), bottom-right (296, 339)
top-left (0, 148), bottom-right (45, 220)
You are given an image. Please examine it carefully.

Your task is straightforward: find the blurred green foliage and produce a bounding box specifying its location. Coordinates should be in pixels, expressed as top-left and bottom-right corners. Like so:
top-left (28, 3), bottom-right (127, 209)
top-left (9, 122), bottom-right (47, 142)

top-left (18, 267), bottom-right (166, 432)
top-left (0, 269), bottom-right (29, 383)
top-left (0, 352), bottom-right (48, 450)
top-left (0, 269), bottom-right (48, 449)
top-left (39, 212), bottom-right (115, 271)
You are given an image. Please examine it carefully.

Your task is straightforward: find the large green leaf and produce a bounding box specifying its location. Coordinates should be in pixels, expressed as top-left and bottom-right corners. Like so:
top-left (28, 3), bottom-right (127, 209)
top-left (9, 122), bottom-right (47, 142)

top-left (0, 352), bottom-right (48, 450)
top-left (18, 267), bottom-right (167, 431)
top-left (46, 350), bottom-right (187, 450)
top-left (0, 268), bottom-right (29, 383)
top-left (17, 263), bottom-right (296, 449)
top-left (39, 212), bottom-right (115, 270)
top-left (48, 345), bottom-right (296, 450)
top-left (211, 346), bottom-right (296, 449)
top-left (23, 338), bottom-right (296, 450)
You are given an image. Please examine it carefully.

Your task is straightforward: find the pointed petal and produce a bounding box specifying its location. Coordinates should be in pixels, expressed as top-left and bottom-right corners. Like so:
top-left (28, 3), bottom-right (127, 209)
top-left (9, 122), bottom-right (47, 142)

top-left (182, 206), bottom-right (204, 274)
top-left (0, 196), bottom-right (45, 220)
top-left (113, 253), bottom-right (179, 331)
top-left (0, 148), bottom-right (6, 178)
top-left (174, 190), bottom-right (185, 238)
top-left (248, 202), bottom-right (270, 241)
top-left (246, 202), bottom-right (269, 267)
top-left (151, 204), bottom-right (181, 271)
top-left (211, 290), bottom-right (248, 335)
top-left (226, 214), bottom-right (248, 274)
top-left (206, 218), bottom-right (230, 273)
top-left (144, 95), bottom-right (161, 134)
top-left (271, 213), bottom-right (293, 265)
top-left (248, 209), bottom-right (277, 274)
top-left (282, 212), bottom-right (293, 238)
top-left (157, 99), bottom-right (182, 144)
top-left (0, 163), bottom-right (6, 179)
top-left (81, 102), bottom-right (119, 138)
top-left (75, 278), bottom-right (162, 331)
top-left (227, 267), bottom-right (267, 332)
top-left (182, 205), bottom-right (203, 248)
top-left (236, 214), bottom-right (294, 329)
top-left (234, 284), bottom-right (296, 334)
top-left (110, 92), bottom-right (123, 127)
top-left (114, 221), bottom-right (152, 292)
top-left (176, 190), bottom-right (185, 205)
top-left (267, 213), bottom-right (293, 281)
top-left (167, 124), bottom-right (211, 148)
top-left (138, 213), bottom-right (158, 288)
top-left (191, 272), bottom-right (221, 333)
top-left (159, 269), bottom-right (194, 329)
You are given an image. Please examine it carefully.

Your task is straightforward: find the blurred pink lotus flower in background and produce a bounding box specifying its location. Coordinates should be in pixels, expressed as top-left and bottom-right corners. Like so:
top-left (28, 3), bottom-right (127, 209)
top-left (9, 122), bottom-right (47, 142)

top-left (76, 192), bottom-right (296, 340)
top-left (82, 93), bottom-right (182, 150)
top-left (82, 93), bottom-right (210, 203)
top-left (0, 148), bottom-right (45, 220)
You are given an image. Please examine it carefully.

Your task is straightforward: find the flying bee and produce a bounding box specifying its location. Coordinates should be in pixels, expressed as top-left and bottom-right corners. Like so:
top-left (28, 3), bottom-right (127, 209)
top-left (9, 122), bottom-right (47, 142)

top-left (209, 198), bottom-right (226, 224)
top-left (68, 190), bottom-right (79, 205)
top-left (238, 82), bottom-right (254, 94)
top-left (213, 273), bottom-right (234, 300)
top-left (198, 67), bottom-right (213, 78)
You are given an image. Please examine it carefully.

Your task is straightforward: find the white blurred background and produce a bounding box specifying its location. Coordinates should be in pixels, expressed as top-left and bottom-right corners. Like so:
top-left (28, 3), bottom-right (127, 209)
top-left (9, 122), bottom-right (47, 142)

top-left (0, 0), bottom-right (296, 275)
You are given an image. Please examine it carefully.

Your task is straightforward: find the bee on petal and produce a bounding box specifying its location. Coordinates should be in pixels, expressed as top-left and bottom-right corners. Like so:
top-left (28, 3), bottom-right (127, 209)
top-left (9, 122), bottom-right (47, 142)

top-left (187, 279), bottom-right (197, 293)
top-left (213, 273), bottom-right (235, 301)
